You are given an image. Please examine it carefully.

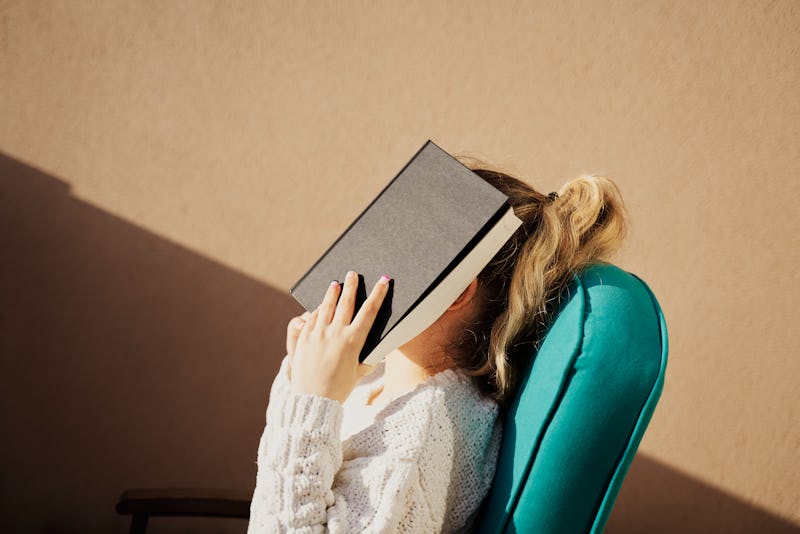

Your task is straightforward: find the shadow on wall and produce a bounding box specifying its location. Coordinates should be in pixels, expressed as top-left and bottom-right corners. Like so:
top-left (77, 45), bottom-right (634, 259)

top-left (0, 152), bottom-right (797, 534)
top-left (606, 454), bottom-right (800, 533)
top-left (0, 152), bottom-right (302, 533)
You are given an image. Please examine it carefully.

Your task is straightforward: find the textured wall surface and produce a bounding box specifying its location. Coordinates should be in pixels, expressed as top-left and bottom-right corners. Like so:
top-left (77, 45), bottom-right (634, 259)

top-left (1, 1), bottom-right (798, 532)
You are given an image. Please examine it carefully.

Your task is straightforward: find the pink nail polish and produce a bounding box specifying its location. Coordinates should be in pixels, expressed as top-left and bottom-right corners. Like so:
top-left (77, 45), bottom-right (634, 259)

top-left (379, 274), bottom-right (391, 284)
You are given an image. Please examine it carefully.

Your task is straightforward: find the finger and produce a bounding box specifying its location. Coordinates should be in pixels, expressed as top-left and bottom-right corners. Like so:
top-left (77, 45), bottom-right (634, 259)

top-left (286, 316), bottom-right (306, 355)
top-left (332, 270), bottom-right (358, 327)
top-left (303, 307), bottom-right (319, 335)
top-left (318, 280), bottom-right (341, 325)
top-left (287, 316), bottom-right (306, 334)
top-left (350, 275), bottom-right (391, 335)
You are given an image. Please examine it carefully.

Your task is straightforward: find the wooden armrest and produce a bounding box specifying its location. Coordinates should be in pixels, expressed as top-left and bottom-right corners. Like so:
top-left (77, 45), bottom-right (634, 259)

top-left (115, 487), bottom-right (251, 519)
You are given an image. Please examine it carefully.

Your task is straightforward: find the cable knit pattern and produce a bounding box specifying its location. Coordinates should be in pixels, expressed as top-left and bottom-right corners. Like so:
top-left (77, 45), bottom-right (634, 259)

top-left (248, 355), bottom-right (502, 533)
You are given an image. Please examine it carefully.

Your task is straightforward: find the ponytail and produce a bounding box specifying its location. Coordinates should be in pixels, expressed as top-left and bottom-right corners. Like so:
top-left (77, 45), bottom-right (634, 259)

top-left (445, 164), bottom-right (628, 404)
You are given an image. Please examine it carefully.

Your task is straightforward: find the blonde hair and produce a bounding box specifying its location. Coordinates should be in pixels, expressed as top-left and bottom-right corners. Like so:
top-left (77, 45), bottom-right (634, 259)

top-left (446, 163), bottom-right (629, 404)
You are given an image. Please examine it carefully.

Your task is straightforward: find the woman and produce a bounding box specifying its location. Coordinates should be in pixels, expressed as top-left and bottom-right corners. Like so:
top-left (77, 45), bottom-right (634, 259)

top-left (248, 164), bottom-right (628, 533)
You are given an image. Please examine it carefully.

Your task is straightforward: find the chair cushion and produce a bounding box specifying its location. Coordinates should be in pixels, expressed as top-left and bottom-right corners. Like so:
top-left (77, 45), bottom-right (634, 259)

top-left (473, 263), bottom-right (668, 533)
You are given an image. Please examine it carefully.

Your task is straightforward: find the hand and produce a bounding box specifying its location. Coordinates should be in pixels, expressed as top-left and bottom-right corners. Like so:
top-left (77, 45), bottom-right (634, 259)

top-left (287, 271), bottom-right (390, 403)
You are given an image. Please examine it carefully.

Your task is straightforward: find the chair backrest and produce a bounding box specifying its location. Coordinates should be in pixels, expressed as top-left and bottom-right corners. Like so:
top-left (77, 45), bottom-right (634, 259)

top-left (472, 263), bottom-right (668, 533)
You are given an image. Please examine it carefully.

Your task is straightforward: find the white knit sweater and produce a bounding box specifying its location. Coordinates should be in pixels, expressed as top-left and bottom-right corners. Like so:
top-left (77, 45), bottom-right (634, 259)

top-left (247, 355), bottom-right (502, 533)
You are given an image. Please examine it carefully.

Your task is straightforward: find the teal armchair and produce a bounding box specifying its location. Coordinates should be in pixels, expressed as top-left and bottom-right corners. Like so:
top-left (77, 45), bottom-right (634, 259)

top-left (472, 262), bottom-right (668, 533)
top-left (117, 263), bottom-right (667, 534)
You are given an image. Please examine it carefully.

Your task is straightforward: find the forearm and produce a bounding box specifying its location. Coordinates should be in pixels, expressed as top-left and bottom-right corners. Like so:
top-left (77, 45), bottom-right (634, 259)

top-left (248, 359), bottom-right (344, 533)
top-left (247, 357), bottom-right (442, 534)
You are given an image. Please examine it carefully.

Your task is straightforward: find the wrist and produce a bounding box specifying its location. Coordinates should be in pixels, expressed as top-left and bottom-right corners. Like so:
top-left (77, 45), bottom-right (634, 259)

top-left (290, 380), bottom-right (349, 404)
top-left (268, 383), bottom-right (344, 433)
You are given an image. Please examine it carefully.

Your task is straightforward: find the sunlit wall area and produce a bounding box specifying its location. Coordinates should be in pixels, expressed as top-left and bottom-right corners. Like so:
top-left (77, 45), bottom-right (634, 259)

top-left (1, 1), bottom-right (797, 532)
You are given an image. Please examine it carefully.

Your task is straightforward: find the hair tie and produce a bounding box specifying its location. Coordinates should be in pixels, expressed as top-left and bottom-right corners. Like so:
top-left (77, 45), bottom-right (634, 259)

top-left (547, 191), bottom-right (559, 202)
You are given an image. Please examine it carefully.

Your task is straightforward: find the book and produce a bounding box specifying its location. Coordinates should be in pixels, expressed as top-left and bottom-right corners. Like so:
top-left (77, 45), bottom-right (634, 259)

top-left (290, 139), bottom-right (523, 365)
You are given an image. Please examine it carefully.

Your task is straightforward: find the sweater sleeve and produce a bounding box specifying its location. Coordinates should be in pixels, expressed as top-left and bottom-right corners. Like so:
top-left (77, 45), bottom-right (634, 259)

top-left (247, 356), bottom-right (432, 534)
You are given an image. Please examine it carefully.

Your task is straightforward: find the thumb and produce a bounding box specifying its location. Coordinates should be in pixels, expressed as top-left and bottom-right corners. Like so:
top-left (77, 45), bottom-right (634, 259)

top-left (286, 313), bottom-right (310, 356)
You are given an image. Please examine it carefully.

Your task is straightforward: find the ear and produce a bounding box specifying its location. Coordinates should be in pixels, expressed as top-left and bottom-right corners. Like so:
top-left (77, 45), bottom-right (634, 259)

top-left (448, 277), bottom-right (479, 312)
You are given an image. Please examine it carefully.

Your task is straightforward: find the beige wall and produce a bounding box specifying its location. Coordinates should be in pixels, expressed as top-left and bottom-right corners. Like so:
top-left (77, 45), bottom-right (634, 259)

top-left (1, 1), bottom-right (798, 532)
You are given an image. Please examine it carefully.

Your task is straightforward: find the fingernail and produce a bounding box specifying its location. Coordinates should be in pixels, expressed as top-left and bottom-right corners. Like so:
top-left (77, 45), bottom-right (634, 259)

top-left (330, 280), bottom-right (339, 287)
top-left (378, 274), bottom-right (391, 285)
top-left (347, 270), bottom-right (357, 279)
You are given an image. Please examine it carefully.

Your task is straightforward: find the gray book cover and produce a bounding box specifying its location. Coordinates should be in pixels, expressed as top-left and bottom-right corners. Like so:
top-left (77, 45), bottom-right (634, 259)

top-left (290, 139), bottom-right (511, 362)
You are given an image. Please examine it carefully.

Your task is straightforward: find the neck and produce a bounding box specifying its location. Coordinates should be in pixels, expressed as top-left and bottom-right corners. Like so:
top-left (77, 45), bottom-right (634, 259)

top-left (372, 345), bottom-right (454, 405)
top-left (384, 348), bottom-right (431, 389)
